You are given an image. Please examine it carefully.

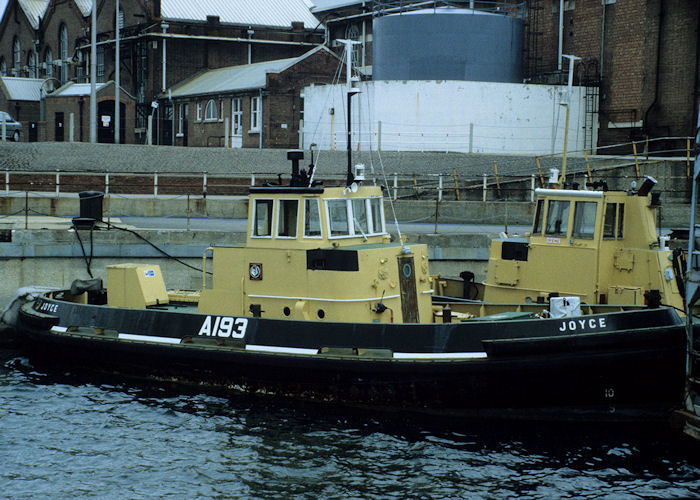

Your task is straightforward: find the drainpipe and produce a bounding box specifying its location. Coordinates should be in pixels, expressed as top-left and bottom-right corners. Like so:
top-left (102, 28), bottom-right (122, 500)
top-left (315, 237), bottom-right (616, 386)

top-left (600, 2), bottom-right (606, 81)
top-left (643, 1), bottom-right (663, 139)
top-left (161, 22), bottom-right (168, 92)
top-left (115, 0), bottom-right (120, 144)
top-left (247, 29), bottom-right (254, 64)
top-left (558, 0), bottom-right (564, 71)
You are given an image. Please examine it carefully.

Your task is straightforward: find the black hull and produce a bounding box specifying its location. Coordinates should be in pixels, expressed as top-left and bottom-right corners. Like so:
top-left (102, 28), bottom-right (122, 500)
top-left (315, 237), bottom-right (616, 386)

top-left (15, 297), bottom-right (688, 422)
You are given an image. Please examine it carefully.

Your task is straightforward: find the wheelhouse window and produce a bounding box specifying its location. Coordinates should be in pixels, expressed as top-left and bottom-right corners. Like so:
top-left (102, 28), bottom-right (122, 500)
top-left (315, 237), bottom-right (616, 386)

top-left (532, 199), bottom-right (544, 235)
top-left (277, 199), bottom-right (298, 238)
top-left (545, 200), bottom-right (570, 236)
top-left (252, 199), bottom-right (273, 237)
top-left (352, 199), bottom-right (369, 235)
top-left (204, 99), bottom-right (217, 121)
top-left (304, 199), bottom-right (322, 237)
top-left (327, 198), bottom-right (385, 238)
top-left (604, 202), bottom-right (625, 239)
top-left (572, 201), bottom-right (597, 239)
top-left (369, 198), bottom-right (384, 233)
top-left (328, 199), bottom-right (350, 236)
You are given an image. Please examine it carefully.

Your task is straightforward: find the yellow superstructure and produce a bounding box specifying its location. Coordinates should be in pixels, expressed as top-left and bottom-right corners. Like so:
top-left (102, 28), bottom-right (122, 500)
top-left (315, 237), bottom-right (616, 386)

top-left (482, 182), bottom-right (684, 310)
top-left (197, 185), bottom-right (433, 323)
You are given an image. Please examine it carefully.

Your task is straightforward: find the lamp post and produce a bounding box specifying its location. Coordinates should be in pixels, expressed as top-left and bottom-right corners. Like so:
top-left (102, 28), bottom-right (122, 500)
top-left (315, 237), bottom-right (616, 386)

top-left (115, 0), bottom-right (120, 144)
top-left (89, 0), bottom-right (97, 143)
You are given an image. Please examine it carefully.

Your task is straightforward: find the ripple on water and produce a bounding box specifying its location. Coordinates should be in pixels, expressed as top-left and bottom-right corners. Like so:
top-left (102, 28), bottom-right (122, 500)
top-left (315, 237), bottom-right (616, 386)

top-left (1, 354), bottom-right (699, 498)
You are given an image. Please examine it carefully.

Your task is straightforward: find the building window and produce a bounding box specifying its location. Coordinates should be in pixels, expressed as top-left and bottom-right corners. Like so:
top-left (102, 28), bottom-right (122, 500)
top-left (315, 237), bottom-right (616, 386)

top-left (59, 24), bottom-right (69, 82)
top-left (13, 37), bottom-right (20, 75)
top-left (196, 102), bottom-right (202, 121)
top-left (219, 99), bottom-right (224, 122)
top-left (178, 103), bottom-right (183, 135)
top-left (27, 51), bottom-right (38, 78)
top-left (232, 98), bottom-right (242, 136)
top-left (204, 99), bottom-right (217, 121)
top-left (250, 96), bottom-right (261, 131)
top-left (96, 45), bottom-right (105, 82)
top-left (44, 47), bottom-right (53, 78)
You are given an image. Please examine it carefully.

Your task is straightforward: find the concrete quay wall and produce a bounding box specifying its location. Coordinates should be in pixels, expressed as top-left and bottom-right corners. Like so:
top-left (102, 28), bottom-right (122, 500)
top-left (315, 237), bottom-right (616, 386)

top-left (0, 229), bottom-right (491, 297)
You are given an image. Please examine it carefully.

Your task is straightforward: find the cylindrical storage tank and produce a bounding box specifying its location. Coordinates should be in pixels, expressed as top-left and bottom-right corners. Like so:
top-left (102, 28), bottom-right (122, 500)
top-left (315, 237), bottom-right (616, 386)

top-left (372, 9), bottom-right (523, 82)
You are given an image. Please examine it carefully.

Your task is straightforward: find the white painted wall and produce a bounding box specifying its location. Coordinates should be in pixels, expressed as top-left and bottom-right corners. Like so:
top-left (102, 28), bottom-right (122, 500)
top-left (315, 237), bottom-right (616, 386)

top-left (302, 80), bottom-right (597, 156)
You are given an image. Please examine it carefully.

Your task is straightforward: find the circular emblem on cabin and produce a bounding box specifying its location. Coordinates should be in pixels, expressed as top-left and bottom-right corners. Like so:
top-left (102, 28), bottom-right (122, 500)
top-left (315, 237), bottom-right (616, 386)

top-left (249, 263), bottom-right (262, 280)
top-left (402, 263), bottom-right (412, 279)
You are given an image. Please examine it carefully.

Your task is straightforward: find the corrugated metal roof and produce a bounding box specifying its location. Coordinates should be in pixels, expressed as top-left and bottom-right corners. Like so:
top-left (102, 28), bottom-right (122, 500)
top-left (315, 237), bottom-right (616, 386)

top-left (17, 0), bottom-right (50, 29)
top-left (168, 46), bottom-right (330, 98)
top-left (73, 0), bottom-right (92, 16)
top-left (0, 77), bottom-right (44, 101)
top-left (311, 0), bottom-right (361, 13)
top-left (51, 82), bottom-right (109, 97)
top-left (161, 0), bottom-right (321, 29)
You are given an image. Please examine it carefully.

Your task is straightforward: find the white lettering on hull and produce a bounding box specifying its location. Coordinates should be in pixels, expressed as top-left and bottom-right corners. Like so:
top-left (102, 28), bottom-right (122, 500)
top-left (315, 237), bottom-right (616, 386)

top-left (558, 317), bottom-right (607, 332)
top-left (198, 316), bottom-right (248, 338)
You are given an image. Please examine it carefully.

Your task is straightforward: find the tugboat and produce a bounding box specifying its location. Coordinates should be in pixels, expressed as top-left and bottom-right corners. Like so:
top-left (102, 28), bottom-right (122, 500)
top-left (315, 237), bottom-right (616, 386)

top-left (9, 41), bottom-right (690, 422)
top-left (11, 155), bottom-right (689, 421)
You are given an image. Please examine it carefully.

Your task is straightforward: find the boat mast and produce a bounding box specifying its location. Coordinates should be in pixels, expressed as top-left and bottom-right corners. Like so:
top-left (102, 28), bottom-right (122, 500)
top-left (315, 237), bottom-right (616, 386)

top-left (558, 54), bottom-right (581, 188)
top-left (338, 39), bottom-right (361, 187)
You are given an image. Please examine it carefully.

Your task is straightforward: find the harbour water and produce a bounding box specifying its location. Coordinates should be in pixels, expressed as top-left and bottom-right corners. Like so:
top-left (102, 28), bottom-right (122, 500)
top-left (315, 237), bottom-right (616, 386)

top-left (1, 295), bottom-right (700, 498)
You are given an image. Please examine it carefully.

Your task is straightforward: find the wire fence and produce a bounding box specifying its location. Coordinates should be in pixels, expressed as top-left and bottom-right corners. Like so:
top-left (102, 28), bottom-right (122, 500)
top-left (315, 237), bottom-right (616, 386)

top-left (0, 137), bottom-right (695, 205)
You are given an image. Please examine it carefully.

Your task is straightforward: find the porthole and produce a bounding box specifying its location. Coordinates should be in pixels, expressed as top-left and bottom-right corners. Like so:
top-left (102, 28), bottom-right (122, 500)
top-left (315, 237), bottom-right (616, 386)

top-left (317, 309), bottom-right (325, 319)
top-left (283, 306), bottom-right (291, 317)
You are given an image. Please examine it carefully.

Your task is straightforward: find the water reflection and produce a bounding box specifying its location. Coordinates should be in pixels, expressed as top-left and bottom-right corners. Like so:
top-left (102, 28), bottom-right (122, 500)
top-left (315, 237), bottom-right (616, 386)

top-left (1, 353), bottom-right (699, 498)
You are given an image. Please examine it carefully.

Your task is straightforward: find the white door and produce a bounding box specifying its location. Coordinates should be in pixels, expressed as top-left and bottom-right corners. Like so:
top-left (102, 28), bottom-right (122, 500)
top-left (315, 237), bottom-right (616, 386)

top-left (231, 98), bottom-right (242, 148)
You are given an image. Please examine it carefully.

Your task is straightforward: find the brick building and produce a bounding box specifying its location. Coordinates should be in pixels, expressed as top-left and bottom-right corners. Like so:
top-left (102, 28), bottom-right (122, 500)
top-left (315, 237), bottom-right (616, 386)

top-left (44, 80), bottom-right (135, 142)
top-left (524, 0), bottom-right (699, 151)
top-left (0, 0), bottom-right (325, 144)
top-left (0, 76), bottom-right (43, 139)
top-left (162, 46), bottom-right (341, 149)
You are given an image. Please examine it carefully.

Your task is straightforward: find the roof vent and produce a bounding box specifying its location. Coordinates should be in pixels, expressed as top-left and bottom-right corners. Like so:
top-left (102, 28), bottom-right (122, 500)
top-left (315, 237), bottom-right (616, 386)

top-left (291, 21), bottom-right (304, 32)
top-left (207, 15), bottom-right (220, 25)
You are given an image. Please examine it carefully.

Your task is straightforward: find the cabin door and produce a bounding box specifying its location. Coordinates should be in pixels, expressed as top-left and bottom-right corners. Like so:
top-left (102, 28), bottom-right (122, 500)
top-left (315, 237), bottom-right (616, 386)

top-left (398, 255), bottom-right (419, 323)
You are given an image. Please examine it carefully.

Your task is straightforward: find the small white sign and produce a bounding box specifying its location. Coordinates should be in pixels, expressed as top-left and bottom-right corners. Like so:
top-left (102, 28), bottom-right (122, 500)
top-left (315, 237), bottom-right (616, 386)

top-left (546, 237), bottom-right (561, 244)
top-left (281, 123), bottom-right (287, 129)
top-left (101, 115), bottom-right (111, 127)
